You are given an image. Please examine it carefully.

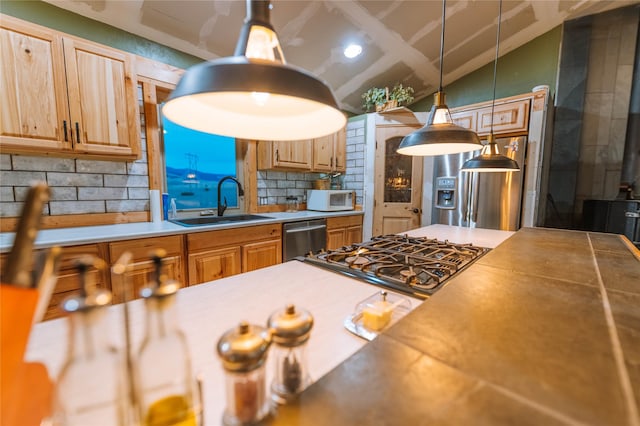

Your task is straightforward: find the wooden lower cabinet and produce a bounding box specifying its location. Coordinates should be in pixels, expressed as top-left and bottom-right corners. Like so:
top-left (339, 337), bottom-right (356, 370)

top-left (108, 235), bottom-right (185, 304)
top-left (188, 246), bottom-right (242, 284)
top-left (326, 214), bottom-right (363, 250)
top-left (187, 224), bottom-right (281, 285)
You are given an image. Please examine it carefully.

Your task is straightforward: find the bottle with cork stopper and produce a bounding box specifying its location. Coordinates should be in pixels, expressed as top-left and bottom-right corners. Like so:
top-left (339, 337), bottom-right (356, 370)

top-left (216, 321), bottom-right (272, 425)
top-left (53, 256), bottom-right (127, 426)
top-left (267, 304), bottom-right (314, 403)
top-left (136, 249), bottom-right (199, 426)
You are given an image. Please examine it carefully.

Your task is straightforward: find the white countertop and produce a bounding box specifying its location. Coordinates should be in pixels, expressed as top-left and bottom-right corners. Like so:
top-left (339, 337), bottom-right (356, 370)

top-left (23, 224), bottom-right (514, 425)
top-left (0, 210), bottom-right (364, 252)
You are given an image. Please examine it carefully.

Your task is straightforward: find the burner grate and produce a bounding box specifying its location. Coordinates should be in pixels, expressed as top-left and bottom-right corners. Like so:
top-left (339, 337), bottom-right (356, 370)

top-left (299, 234), bottom-right (490, 298)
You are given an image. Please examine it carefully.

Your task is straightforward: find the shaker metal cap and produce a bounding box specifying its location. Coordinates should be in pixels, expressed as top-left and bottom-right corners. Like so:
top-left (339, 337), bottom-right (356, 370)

top-left (267, 304), bottom-right (314, 347)
top-left (217, 321), bottom-right (272, 372)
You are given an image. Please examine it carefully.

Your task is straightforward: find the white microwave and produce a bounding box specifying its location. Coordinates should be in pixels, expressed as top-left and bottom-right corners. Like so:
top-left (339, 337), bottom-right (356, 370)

top-left (307, 189), bottom-right (355, 211)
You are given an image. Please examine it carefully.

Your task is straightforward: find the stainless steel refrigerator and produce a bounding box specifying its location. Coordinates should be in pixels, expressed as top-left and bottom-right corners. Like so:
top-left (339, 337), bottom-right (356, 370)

top-left (432, 136), bottom-right (527, 231)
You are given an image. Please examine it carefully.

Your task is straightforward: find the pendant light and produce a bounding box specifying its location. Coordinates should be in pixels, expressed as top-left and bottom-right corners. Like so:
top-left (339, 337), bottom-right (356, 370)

top-left (461, 0), bottom-right (520, 173)
top-left (397, 0), bottom-right (481, 156)
top-left (162, 0), bottom-right (346, 141)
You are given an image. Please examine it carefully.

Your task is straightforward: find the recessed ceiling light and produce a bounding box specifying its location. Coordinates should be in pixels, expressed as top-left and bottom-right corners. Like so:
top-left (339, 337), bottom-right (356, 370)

top-left (344, 43), bottom-right (362, 59)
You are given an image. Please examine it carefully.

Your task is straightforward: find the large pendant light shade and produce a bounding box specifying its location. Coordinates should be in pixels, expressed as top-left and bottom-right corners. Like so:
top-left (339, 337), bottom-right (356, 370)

top-left (461, 0), bottom-right (520, 173)
top-left (397, 0), bottom-right (481, 156)
top-left (162, 0), bottom-right (346, 141)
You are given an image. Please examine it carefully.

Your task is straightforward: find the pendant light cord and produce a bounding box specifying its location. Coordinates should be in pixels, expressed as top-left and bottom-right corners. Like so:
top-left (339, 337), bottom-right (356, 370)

top-left (438, 0), bottom-right (446, 92)
top-left (490, 0), bottom-right (502, 136)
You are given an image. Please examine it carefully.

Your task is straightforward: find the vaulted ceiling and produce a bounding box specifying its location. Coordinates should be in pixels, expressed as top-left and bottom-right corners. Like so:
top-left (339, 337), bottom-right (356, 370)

top-left (44, 0), bottom-right (638, 113)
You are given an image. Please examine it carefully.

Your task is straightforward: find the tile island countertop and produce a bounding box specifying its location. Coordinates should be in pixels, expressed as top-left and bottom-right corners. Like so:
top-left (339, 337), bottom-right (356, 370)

top-left (23, 226), bottom-right (640, 425)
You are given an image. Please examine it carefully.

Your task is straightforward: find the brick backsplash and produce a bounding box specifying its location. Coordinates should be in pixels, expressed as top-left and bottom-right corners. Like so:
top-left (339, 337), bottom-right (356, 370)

top-left (0, 84), bottom-right (150, 218)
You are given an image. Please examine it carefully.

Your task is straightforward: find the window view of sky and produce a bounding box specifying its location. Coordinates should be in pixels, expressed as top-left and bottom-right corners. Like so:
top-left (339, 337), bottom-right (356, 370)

top-left (162, 117), bottom-right (237, 210)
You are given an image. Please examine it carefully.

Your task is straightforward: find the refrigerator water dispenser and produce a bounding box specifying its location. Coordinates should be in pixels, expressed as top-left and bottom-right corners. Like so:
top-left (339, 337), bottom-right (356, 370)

top-left (435, 177), bottom-right (457, 209)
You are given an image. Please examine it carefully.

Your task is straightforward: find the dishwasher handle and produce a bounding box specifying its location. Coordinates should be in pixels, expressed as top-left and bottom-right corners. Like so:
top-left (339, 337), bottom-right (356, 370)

top-left (284, 224), bottom-right (327, 234)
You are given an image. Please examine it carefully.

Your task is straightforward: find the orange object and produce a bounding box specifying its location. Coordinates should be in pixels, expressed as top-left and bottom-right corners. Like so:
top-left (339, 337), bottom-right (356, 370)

top-left (0, 284), bottom-right (53, 426)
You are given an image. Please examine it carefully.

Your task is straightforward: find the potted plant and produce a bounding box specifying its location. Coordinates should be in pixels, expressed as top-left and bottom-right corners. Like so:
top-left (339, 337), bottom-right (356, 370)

top-left (361, 87), bottom-right (387, 112)
top-left (389, 83), bottom-right (414, 107)
top-left (362, 84), bottom-right (415, 112)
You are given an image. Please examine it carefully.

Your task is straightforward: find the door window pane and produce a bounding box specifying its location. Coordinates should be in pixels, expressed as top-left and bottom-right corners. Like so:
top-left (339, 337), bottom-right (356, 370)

top-left (384, 136), bottom-right (412, 203)
top-left (163, 117), bottom-right (237, 210)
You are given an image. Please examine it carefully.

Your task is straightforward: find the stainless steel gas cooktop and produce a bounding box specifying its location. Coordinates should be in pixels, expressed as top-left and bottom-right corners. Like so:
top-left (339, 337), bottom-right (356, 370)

top-left (297, 234), bottom-right (490, 299)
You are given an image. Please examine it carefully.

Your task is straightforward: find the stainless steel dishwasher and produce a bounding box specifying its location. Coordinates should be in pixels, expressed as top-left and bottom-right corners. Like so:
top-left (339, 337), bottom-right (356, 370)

top-left (283, 218), bottom-right (327, 261)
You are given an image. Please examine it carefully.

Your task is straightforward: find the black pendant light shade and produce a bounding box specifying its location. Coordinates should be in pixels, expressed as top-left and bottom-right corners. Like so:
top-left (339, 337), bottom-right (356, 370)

top-left (461, 0), bottom-right (519, 173)
top-left (162, 0), bottom-right (346, 141)
top-left (397, 0), bottom-right (482, 156)
top-left (397, 91), bottom-right (481, 156)
top-left (460, 135), bottom-right (520, 172)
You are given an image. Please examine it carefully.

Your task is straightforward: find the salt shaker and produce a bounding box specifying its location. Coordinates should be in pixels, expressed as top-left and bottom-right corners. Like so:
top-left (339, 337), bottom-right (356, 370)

top-left (267, 304), bottom-right (314, 403)
top-left (217, 322), bottom-right (272, 425)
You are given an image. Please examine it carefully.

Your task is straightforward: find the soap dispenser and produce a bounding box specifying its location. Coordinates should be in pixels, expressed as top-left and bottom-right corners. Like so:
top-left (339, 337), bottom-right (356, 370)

top-left (53, 256), bottom-right (126, 426)
top-left (136, 249), bottom-right (199, 426)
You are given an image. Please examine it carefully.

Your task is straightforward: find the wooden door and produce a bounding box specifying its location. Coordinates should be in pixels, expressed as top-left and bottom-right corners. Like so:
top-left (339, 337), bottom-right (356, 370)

top-left (333, 128), bottom-right (347, 172)
top-left (112, 254), bottom-right (184, 303)
top-left (312, 134), bottom-right (334, 172)
top-left (63, 37), bottom-right (139, 158)
top-left (44, 244), bottom-right (110, 321)
top-left (345, 224), bottom-right (363, 245)
top-left (242, 239), bottom-right (281, 272)
top-left (326, 228), bottom-right (346, 250)
top-left (188, 247), bottom-right (242, 285)
top-left (273, 140), bottom-right (312, 169)
top-left (373, 126), bottom-right (423, 235)
top-left (0, 17), bottom-right (71, 152)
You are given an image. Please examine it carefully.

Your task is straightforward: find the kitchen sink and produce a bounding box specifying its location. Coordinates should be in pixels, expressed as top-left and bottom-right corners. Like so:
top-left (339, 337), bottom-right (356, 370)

top-left (170, 214), bottom-right (272, 227)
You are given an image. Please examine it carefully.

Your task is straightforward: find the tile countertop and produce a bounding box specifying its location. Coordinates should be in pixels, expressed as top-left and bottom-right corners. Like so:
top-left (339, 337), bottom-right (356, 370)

top-left (0, 210), bottom-right (364, 252)
top-left (23, 225), bottom-right (512, 425)
top-left (270, 227), bottom-right (640, 426)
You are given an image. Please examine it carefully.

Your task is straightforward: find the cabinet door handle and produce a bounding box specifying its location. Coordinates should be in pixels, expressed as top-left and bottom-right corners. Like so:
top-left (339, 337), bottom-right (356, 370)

top-left (63, 120), bottom-right (68, 142)
top-left (75, 122), bottom-right (81, 144)
top-left (275, 149), bottom-right (279, 162)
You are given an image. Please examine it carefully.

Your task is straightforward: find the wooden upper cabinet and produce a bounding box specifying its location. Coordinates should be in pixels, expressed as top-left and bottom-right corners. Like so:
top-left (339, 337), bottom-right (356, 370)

top-left (451, 110), bottom-right (476, 131)
top-left (63, 38), bottom-right (139, 158)
top-left (333, 127), bottom-right (346, 172)
top-left (312, 135), bottom-right (334, 172)
top-left (0, 15), bottom-right (140, 160)
top-left (257, 139), bottom-right (313, 170)
top-left (258, 127), bottom-right (346, 172)
top-left (476, 100), bottom-right (529, 136)
top-left (0, 16), bottom-right (70, 151)
top-left (312, 127), bottom-right (346, 173)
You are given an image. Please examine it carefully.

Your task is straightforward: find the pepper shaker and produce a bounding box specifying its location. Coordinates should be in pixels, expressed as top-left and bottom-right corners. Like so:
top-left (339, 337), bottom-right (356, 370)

top-left (217, 322), bottom-right (272, 425)
top-left (267, 304), bottom-right (314, 403)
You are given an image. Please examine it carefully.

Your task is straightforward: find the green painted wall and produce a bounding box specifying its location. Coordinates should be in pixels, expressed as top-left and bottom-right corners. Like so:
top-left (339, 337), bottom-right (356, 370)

top-left (411, 25), bottom-right (562, 111)
top-left (0, 0), bottom-right (202, 69)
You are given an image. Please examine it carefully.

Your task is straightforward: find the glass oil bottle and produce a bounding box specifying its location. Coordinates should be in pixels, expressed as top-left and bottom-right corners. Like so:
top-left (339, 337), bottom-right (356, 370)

top-left (53, 256), bottom-right (126, 426)
top-left (136, 250), bottom-right (198, 426)
top-left (216, 322), bottom-right (272, 425)
top-left (267, 304), bottom-right (314, 403)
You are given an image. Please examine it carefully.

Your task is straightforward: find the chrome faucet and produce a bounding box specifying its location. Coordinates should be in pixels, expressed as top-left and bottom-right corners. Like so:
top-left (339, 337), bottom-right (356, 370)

top-left (217, 176), bottom-right (244, 216)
